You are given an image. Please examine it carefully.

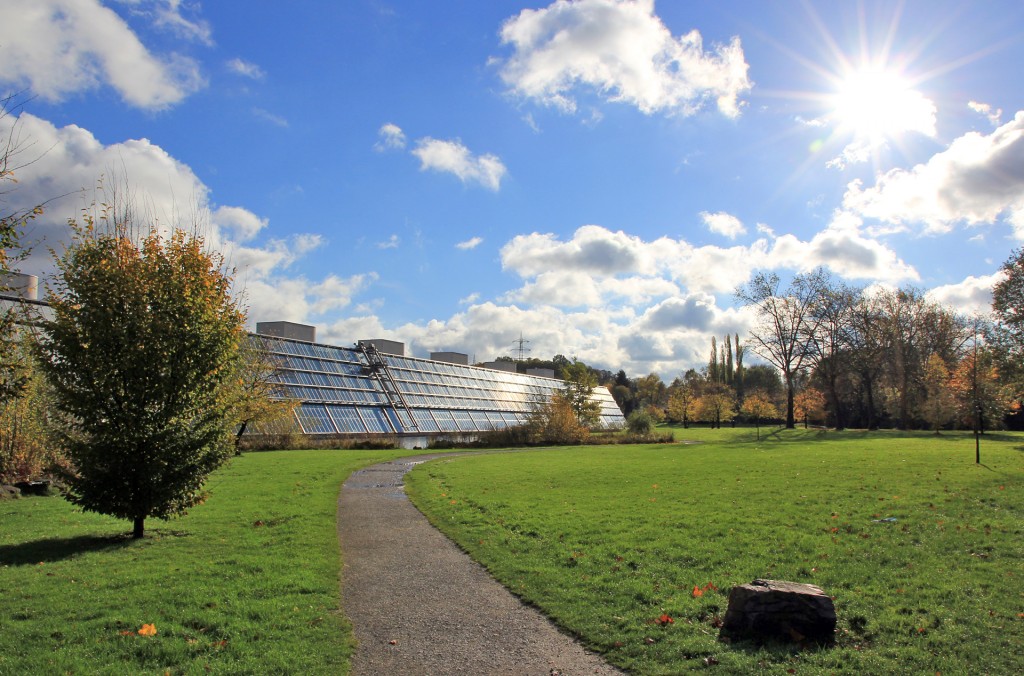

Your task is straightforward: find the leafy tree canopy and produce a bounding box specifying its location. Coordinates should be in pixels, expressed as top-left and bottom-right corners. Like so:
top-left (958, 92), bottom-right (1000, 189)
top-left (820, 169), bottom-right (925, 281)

top-left (38, 214), bottom-right (245, 538)
top-left (561, 358), bottom-right (601, 427)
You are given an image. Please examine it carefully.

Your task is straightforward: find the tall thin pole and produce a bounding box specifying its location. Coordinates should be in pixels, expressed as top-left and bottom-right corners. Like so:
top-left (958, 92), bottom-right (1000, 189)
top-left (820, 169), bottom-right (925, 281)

top-left (973, 320), bottom-right (981, 465)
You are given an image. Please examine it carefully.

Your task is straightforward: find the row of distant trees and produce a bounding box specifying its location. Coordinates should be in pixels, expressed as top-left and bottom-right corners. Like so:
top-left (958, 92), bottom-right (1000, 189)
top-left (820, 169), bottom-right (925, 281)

top-left (607, 350), bottom-right (793, 431)
top-left (604, 265), bottom-right (1024, 437)
top-left (736, 269), bottom-right (1017, 434)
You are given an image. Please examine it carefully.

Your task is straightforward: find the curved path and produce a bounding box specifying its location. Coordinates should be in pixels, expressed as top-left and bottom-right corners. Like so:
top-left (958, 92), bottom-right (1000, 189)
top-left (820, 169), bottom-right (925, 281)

top-left (338, 454), bottom-right (622, 676)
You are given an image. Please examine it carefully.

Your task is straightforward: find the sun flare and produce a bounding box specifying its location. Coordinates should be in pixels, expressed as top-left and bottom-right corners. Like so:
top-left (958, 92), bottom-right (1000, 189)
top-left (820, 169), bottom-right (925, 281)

top-left (830, 67), bottom-right (936, 141)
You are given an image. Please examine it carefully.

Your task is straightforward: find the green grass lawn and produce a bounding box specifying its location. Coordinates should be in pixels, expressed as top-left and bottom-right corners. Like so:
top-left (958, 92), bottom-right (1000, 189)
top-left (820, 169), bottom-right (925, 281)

top-left (3, 432), bottom-right (1022, 675)
top-left (406, 429), bottom-right (1024, 674)
top-left (0, 448), bottom-right (413, 675)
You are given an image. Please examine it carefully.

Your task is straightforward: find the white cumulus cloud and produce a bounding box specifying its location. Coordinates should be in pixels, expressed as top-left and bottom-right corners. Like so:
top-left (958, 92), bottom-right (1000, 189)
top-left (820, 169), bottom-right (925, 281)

top-left (0, 112), bottom-right (375, 329)
top-left (375, 123), bottom-right (407, 152)
top-left (769, 211), bottom-right (919, 285)
top-left (926, 272), bottom-right (1002, 317)
top-left (843, 111), bottom-right (1024, 237)
top-left (501, 225), bottom-right (650, 277)
top-left (968, 101), bottom-right (1003, 128)
top-left (700, 211), bottom-right (746, 239)
top-left (498, 0), bottom-right (751, 118)
top-left (456, 236), bottom-right (484, 250)
top-left (0, 0), bottom-right (205, 109)
top-left (213, 206), bottom-right (267, 242)
top-left (412, 138), bottom-right (507, 191)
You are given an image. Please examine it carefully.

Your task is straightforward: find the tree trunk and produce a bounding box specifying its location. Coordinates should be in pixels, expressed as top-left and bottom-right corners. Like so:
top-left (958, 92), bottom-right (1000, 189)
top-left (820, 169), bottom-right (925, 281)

top-left (862, 372), bottom-right (877, 430)
top-left (234, 420), bottom-right (249, 455)
top-left (827, 374), bottom-right (844, 430)
top-left (785, 375), bottom-right (796, 428)
top-left (898, 366), bottom-right (911, 429)
top-left (133, 516), bottom-right (145, 539)
top-left (975, 407), bottom-right (982, 464)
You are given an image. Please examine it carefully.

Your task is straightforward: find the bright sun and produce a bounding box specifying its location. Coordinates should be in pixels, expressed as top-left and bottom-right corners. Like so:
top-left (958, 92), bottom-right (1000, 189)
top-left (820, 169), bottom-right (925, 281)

top-left (830, 67), bottom-right (936, 141)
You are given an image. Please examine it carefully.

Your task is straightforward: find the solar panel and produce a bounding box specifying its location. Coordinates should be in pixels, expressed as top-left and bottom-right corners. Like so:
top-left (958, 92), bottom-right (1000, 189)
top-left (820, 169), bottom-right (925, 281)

top-left (255, 333), bottom-right (626, 437)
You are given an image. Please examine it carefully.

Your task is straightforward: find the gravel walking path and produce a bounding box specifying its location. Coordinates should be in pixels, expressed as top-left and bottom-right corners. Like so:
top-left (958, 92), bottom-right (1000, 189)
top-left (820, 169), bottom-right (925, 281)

top-left (338, 454), bottom-right (622, 676)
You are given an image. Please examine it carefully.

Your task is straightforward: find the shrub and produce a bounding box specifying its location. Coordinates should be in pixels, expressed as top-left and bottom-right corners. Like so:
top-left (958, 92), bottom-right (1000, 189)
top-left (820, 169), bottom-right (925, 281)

top-left (626, 410), bottom-right (655, 435)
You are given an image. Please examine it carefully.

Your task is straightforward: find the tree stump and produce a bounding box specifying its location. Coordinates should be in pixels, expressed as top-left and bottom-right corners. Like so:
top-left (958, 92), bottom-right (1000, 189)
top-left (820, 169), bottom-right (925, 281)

top-left (720, 579), bottom-right (836, 645)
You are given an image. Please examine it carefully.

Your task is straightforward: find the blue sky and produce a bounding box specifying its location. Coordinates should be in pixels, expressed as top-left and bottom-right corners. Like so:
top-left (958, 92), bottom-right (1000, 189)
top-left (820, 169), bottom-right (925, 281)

top-left (2, 0), bottom-right (1023, 378)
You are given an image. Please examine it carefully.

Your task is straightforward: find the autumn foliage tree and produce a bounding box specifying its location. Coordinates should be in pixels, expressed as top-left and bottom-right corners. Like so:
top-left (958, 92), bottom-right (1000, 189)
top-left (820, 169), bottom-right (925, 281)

top-left (37, 215), bottom-right (244, 538)
top-left (693, 382), bottom-right (736, 428)
top-left (561, 359), bottom-right (602, 427)
top-left (0, 94), bottom-right (55, 481)
top-left (794, 387), bottom-right (826, 429)
top-left (228, 336), bottom-right (297, 452)
top-left (741, 389), bottom-right (778, 440)
top-left (0, 335), bottom-right (64, 482)
top-left (950, 344), bottom-right (1009, 462)
top-left (666, 377), bottom-right (696, 428)
top-left (527, 392), bottom-right (589, 444)
top-left (921, 353), bottom-right (956, 433)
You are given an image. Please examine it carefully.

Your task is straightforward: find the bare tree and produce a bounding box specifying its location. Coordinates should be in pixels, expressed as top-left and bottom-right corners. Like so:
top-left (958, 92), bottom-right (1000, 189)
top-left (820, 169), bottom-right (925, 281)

top-left (846, 295), bottom-right (886, 429)
top-left (804, 277), bottom-right (861, 429)
top-left (736, 269), bottom-right (827, 428)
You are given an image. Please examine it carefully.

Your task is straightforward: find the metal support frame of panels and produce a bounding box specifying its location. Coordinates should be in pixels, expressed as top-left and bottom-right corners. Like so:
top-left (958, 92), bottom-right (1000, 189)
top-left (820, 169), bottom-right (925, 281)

top-left (355, 340), bottom-right (419, 432)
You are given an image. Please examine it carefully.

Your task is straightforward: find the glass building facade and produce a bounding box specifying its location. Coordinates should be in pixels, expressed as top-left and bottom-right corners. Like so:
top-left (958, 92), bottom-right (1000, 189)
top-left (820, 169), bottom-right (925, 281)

top-left (256, 334), bottom-right (626, 437)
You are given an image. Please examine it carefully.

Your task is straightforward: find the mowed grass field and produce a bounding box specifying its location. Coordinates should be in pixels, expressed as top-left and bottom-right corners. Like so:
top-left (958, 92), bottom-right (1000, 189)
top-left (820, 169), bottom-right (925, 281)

top-left (1, 432), bottom-right (1021, 675)
top-left (406, 429), bottom-right (1024, 674)
top-left (0, 448), bottom-right (413, 675)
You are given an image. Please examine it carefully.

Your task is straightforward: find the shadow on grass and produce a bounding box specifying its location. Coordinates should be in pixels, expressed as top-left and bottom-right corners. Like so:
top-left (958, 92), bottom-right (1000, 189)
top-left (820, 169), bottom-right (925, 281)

top-left (0, 533), bottom-right (134, 566)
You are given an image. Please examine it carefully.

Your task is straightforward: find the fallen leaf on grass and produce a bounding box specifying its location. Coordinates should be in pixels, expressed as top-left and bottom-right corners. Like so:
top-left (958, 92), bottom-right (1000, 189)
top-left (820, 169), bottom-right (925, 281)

top-left (693, 581), bottom-right (718, 597)
top-left (655, 614), bottom-right (674, 625)
top-left (138, 624), bottom-right (157, 636)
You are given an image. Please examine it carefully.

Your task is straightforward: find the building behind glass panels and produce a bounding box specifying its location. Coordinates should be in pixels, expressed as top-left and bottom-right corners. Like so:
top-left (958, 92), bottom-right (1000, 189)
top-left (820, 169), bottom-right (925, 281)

top-left (254, 323), bottom-right (625, 440)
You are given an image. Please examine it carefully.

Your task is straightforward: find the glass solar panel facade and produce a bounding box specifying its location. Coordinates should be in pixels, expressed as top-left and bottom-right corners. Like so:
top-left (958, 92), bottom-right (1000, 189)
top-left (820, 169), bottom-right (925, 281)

top-left (255, 333), bottom-right (626, 437)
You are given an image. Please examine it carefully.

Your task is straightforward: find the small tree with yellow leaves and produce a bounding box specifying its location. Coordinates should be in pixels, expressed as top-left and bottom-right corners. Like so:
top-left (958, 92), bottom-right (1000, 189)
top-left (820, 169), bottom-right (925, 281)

top-left (741, 389), bottom-right (779, 441)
